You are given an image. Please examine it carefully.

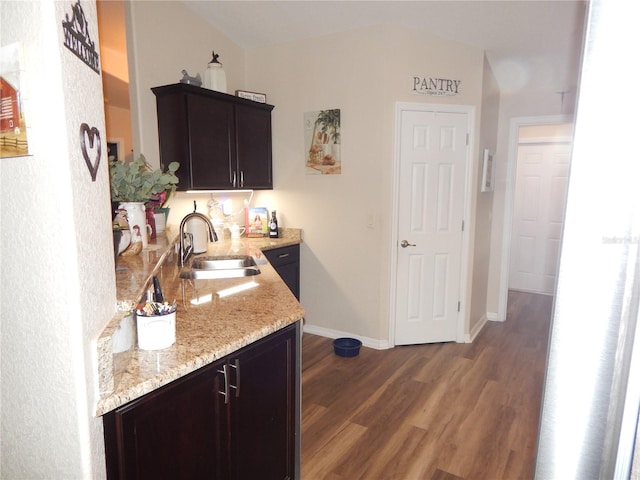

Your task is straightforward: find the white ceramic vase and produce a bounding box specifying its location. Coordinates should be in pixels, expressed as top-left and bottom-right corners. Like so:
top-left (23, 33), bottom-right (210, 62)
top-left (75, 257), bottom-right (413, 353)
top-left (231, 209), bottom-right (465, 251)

top-left (203, 62), bottom-right (227, 93)
top-left (119, 202), bottom-right (148, 249)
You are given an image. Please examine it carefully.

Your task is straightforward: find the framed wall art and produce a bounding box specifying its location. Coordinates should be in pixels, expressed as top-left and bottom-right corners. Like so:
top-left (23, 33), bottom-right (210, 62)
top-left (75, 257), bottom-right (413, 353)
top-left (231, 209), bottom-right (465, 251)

top-left (304, 109), bottom-right (341, 175)
top-left (0, 42), bottom-right (30, 158)
top-left (107, 139), bottom-right (123, 161)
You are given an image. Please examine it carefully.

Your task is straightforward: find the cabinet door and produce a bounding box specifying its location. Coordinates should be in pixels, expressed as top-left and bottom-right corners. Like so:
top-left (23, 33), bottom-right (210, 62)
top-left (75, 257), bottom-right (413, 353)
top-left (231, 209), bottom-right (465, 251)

top-left (155, 91), bottom-right (191, 190)
top-left (235, 103), bottom-right (273, 189)
top-left (103, 361), bottom-right (226, 480)
top-left (230, 323), bottom-right (297, 480)
top-left (273, 262), bottom-right (300, 300)
top-left (187, 95), bottom-right (235, 189)
top-left (264, 245), bottom-right (300, 300)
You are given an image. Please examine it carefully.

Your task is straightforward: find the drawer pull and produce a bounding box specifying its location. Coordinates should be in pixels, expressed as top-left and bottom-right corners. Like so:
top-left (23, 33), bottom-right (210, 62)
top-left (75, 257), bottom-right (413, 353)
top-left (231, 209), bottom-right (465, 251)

top-left (229, 359), bottom-right (240, 397)
top-left (218, 365), bottom-right (229, 404)
top-left (278, 253), bottom-right (290, 258)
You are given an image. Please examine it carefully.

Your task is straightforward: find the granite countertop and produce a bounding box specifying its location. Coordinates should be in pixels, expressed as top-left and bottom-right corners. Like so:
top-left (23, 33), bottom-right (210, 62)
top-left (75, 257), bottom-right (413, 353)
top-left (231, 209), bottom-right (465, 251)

top-left (95, 228), bottom-right (304, 416)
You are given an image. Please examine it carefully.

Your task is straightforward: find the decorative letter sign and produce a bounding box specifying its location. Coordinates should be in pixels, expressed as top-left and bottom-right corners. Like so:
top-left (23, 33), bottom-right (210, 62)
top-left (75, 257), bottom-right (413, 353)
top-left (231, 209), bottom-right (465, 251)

top-left (411, 76), bottom-right (461, 97)
top-left (62, 0), bottom-right (100, 74)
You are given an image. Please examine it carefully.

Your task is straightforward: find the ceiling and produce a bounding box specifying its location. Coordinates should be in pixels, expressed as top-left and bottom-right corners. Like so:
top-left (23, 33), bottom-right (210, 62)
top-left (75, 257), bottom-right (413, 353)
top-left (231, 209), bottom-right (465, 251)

top-left (181, 0), bottom-right (588, 92)
top-left (98, 1), bottom-right (588, 108)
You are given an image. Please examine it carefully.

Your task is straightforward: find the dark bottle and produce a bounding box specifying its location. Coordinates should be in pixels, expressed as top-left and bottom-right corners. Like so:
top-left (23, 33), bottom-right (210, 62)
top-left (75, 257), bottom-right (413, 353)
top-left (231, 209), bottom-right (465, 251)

top-left (269, 210), bottom-right (279, 238)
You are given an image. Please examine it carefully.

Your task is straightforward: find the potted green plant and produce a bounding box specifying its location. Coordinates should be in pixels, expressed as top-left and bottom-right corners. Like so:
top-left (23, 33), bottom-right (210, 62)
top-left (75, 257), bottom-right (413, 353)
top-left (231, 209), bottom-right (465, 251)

top-left (110, 154), bottom-right (179, 249)
top-left (109, 154), bottom-right (179, 204)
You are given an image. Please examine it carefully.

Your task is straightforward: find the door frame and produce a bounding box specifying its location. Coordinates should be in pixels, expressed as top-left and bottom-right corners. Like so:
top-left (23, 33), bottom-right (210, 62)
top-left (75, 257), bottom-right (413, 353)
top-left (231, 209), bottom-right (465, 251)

top-left (388, 102), bottom-right (475, 346)
top-left (496, 115), bottom-right (573, 321)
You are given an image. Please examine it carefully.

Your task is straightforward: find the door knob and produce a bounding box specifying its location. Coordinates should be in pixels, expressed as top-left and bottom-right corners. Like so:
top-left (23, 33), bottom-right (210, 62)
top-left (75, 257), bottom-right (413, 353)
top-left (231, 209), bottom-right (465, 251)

top-left (400, 240), bottom-right (416, 248)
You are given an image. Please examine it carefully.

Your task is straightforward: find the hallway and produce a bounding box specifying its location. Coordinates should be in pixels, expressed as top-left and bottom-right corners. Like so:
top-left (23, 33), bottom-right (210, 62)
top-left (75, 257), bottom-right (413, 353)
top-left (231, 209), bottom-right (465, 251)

top-left (301, 291), bottom-right (553, 479)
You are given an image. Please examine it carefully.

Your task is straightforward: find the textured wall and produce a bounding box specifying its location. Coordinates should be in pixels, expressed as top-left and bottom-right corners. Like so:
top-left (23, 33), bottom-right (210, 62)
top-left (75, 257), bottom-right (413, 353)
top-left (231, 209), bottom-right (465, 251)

top-left (1, 0), bottom-right (115, 477)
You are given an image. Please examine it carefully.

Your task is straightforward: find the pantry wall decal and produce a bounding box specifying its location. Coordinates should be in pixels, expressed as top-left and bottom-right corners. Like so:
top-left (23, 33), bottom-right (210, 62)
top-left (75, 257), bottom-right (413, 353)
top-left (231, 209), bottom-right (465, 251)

top-left (0, 42), bottom-right (30, 158)
top-left (62, 0), bottom-right (101, 74)
top-left (305, 109), bottom-right (341, 175)
top-left (410, 76), bottom-right (461, 97)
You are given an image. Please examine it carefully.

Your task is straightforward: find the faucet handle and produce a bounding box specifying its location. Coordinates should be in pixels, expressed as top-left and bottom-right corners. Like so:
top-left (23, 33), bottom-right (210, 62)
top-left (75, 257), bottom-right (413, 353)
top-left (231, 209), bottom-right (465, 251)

top-left (181, 232), bottom-right (194, 264)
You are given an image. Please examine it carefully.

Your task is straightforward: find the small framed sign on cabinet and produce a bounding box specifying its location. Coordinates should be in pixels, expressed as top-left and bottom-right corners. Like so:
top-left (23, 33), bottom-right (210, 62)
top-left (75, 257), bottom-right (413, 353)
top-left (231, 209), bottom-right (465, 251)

top-left (235, 90), bottom-right (267, 103)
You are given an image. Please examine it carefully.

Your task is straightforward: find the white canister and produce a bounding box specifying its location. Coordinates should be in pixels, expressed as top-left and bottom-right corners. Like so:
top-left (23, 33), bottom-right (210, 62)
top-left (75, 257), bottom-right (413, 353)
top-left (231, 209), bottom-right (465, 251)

top-left (137, 312), bottom-right (176, 350)
top-left (186, 218), bottom-right (208, 253)
top-left (203, 52), bottom-right (227, 93)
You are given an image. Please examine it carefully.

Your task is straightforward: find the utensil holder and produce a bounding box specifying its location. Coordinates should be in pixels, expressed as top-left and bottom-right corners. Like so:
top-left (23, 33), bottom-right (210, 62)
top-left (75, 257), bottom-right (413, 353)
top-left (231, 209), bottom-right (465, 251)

top-left (136, 311), bottom-right (176, 350)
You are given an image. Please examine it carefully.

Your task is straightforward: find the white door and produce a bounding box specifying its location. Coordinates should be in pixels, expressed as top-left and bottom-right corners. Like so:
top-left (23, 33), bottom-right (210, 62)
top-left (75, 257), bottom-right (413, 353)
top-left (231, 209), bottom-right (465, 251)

top-left (394, 109), bottom-right (468, 345)
top-left (509, 142), bottom-right (571, 294)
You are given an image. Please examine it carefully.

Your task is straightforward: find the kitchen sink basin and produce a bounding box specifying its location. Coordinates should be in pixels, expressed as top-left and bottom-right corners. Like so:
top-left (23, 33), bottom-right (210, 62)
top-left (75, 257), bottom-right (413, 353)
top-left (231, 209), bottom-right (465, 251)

top-left (191, 255), bottom-right (257, 270)
top-left (179, 255), bottom-right (261, 280)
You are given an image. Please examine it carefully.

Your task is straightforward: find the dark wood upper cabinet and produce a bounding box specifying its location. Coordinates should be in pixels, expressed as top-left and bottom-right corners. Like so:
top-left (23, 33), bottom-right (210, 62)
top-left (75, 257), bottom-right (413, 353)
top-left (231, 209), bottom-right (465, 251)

top-left (152, 83), bottom-right (274, 191)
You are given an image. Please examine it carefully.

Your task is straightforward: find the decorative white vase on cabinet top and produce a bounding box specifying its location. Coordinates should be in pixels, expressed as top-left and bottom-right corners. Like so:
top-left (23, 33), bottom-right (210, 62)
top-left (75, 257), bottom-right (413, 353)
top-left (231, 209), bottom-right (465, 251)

top-left (203, 51), bottom-right (227, 93)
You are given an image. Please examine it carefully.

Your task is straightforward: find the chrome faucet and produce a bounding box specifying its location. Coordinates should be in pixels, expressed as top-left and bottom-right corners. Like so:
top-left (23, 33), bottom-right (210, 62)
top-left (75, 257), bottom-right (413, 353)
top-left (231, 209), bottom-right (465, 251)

top-left (178, 212), bottom-right (218, 267)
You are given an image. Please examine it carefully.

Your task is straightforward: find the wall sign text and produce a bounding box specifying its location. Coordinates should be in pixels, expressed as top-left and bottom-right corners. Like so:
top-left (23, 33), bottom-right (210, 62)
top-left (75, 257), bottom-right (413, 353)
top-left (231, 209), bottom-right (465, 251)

top-left (62, 0), bottom-right (100, 74)
top-left (411, 76), bottom-right (461, 96)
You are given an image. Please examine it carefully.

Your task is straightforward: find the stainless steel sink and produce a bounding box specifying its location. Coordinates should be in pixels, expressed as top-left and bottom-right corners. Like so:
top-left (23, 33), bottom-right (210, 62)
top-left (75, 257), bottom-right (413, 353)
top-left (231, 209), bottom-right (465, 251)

top-left (180, 255), bottom-right (261, 280)
top-left (191, 255), bottom-right (257, 270)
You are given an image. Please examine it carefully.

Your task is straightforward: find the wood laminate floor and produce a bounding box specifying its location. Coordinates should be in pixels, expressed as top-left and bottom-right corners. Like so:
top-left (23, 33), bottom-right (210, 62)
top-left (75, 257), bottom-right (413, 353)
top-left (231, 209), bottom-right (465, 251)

top-left (301, 290), bottom-right (553, 480)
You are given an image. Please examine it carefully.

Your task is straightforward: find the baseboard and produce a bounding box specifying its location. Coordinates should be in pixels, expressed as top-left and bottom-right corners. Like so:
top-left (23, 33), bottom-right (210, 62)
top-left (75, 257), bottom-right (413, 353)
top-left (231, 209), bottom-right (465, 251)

top-left (302, 324), bottom-right (391, 350)
top-left (466, 314), bottom-right (489, 343)
top-left (487, 311), bottom-right (503, 322)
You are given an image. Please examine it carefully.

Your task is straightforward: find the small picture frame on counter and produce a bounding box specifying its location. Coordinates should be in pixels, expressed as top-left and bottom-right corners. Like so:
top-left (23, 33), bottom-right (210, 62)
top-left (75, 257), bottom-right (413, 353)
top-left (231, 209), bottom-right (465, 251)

top-left (247, 207), bottom-right (269, 236)
top-left (235, 90), bottom-right (267, 103)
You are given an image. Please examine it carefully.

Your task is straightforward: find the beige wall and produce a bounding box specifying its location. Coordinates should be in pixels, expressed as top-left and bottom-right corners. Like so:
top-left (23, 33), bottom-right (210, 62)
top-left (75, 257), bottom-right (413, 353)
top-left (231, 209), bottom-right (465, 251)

top-left (1, 1), bottom-right (114, 476)
top-left (469, 55), bottom-right (500, 336)
top-left (246, 24), bottom-right (486, 343)
top-left (486, 91), bottom-right (575, 317)
top-left (104, 104), bottom-right (133, 161)
top-left (125, 1), bottom-right (246, 166)
top-left (127, 3), bottom-right (492, 344)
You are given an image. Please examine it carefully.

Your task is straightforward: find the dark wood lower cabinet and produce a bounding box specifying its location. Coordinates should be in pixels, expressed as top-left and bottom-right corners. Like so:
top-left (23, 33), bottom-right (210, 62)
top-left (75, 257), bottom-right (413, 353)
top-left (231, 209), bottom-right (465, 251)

top-left (103, 322), bottom-right (300, 480)
top-left (263, 245), bottom-right (300, 300)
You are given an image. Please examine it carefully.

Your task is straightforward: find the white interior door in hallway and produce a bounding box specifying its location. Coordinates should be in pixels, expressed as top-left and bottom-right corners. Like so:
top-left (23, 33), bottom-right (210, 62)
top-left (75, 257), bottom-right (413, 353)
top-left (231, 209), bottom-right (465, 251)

top-left (509, 140), bottom-right (571, 295)
top-left (394, 106), bottom-right (470, 345)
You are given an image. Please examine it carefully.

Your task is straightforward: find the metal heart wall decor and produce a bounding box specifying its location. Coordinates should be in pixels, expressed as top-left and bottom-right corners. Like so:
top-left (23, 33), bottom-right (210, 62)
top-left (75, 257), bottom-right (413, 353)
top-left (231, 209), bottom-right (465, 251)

top-left (80, 123), bottom-right (101, 181)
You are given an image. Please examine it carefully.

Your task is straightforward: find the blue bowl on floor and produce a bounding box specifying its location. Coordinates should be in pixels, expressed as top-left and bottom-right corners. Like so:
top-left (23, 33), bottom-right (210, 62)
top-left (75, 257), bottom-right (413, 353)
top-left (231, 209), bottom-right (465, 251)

top-left (333, 337), bottom-right (363, 357)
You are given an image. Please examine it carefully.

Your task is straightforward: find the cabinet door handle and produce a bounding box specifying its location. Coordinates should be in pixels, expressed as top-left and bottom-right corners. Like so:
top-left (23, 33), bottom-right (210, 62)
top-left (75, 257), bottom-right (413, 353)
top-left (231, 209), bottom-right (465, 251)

top-left (232, 171), bottom-right (237, 188)
top-left (217, 365), bottom-right (229, 404)
top-left (229, 359), bottom-right (240, 398)
top-left (240, 171), bottom-right (244, 188)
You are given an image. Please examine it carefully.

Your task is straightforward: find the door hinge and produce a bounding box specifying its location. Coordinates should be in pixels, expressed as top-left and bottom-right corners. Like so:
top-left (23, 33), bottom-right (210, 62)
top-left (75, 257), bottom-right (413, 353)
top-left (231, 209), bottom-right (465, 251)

top-left (461, 220), bottom-right (465, 232)
top-left (458, 301), bottom-right (461, 312)
top-left (466, 133), bottom-right (469, 146)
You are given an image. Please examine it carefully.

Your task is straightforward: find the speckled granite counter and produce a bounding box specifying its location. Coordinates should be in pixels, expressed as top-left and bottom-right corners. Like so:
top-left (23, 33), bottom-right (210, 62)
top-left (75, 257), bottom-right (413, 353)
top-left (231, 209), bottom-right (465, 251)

top-left (95, 228), bottom-right (304, 416)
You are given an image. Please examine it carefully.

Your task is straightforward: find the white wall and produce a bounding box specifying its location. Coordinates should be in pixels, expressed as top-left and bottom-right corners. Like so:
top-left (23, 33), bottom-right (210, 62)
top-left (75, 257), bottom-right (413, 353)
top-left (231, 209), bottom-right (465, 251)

top-left (1, 1), bottom-right (115, 477)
